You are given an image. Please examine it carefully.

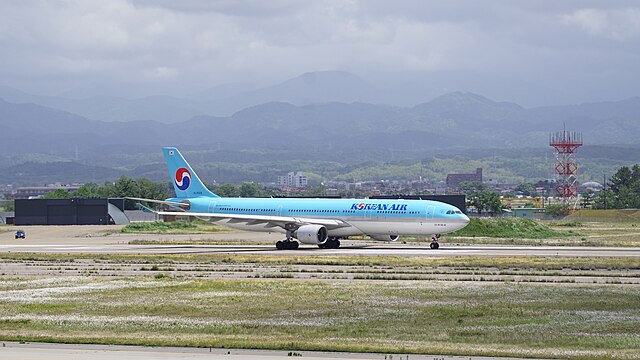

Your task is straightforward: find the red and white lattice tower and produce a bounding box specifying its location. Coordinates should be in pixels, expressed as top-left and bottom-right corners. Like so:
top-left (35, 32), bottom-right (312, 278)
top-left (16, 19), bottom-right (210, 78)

top-left (549, 129), bottom-right (583, 205)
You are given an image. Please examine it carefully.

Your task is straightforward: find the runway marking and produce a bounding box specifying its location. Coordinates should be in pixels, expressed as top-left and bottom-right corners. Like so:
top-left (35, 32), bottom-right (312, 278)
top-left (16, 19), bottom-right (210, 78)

top-left (1, 243), bottom-right (639, 258)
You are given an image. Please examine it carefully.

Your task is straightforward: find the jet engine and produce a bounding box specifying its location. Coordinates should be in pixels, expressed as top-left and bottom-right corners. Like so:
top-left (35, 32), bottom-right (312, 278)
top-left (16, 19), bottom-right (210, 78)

top-left (368, 234), bottom-right (400, 242)
top-left (294, 225), bottom-right (329, 244)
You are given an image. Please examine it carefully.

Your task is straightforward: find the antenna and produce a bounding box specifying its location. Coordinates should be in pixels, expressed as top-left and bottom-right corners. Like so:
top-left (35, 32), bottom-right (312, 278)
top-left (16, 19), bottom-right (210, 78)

top-left (549, 128), bottom-right (583, 206)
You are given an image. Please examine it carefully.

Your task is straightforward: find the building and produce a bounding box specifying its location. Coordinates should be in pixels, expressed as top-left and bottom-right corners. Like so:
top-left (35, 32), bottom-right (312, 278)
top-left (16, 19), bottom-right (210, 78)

top-left (14, 198), bottom-right (128, 225)
top-left (13, 184), bottom-right (81, 199)
top-left (277, 172), bottom-right (308, 189)
top-left (446, 168), bottom-right (482, 188)
top-left (325, 188), bottom-right (339, 196)
top-left (505, 208), bottom-right (545, 218)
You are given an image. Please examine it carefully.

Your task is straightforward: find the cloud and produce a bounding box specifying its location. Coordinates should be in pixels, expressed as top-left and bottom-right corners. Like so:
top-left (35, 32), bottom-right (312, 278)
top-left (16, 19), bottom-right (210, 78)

top-left (0, 0), bottom-right (638, 103)
top-left (562, 7), bottom-right (640, 40)
top-left (131, 0), bottom-right (308, 17)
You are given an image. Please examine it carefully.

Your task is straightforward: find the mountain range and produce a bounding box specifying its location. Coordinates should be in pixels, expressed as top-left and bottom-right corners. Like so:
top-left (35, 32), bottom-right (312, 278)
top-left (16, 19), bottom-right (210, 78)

top-left (1, 71), bottom-right (639, 186)
top-left (0, 70), bottom-right (607, 123)
top-left (0, 71), bottom-right (382, 122)
top-left (1, 88), bottom-right (639, 155)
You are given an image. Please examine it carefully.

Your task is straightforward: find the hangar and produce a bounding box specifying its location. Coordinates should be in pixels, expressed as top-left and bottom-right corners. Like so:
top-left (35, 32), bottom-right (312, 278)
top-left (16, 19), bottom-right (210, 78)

top-left (14, 198), bottom-right (129, 226)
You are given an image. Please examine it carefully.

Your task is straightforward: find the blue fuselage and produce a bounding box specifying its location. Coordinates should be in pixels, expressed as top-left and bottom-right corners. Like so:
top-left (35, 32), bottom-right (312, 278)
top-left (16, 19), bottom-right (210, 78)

top-left (170, 197), bottom-right (469, 237)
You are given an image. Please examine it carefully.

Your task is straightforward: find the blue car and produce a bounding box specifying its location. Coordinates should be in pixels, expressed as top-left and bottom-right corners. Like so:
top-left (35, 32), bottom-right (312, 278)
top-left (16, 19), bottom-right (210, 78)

top-left (15, 230), bottom-right (25, 239)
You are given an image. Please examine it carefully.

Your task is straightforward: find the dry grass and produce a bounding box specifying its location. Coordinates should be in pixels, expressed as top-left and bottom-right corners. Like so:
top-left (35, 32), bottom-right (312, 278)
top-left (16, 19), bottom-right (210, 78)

top-left (122, 221), bottom-right (229, 234)
top-left (1, 252), bottom-right (639, 270)
top-left (0, 277), bottom-right (638, 359)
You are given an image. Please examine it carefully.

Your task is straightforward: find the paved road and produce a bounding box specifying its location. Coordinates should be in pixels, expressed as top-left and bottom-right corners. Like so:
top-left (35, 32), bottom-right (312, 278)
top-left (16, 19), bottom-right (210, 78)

top-left (1, 225), bottom-right (639, 257)
top-left (0, 342), bottom-right (549, 360)
top-left (2, 241), bottom-right (640, 257)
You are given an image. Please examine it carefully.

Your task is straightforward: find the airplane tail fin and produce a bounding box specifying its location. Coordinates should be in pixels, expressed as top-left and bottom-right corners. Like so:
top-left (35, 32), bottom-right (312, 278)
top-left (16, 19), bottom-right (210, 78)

top-left (163, 147), bottom-right (219, 198)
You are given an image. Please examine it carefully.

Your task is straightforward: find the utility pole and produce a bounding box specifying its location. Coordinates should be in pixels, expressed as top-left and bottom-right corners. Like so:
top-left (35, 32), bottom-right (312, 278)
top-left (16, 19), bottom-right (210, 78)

top-left (603, 173), bottom-right (607, 210)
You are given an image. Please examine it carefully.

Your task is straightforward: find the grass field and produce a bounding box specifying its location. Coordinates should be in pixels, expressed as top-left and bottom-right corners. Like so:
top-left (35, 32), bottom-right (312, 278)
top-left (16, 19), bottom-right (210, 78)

top-left (2, 252), bottom-right (639, 270)
top-left (439, 217), bottom-right (640, 247)
top-left (2, 214), bottom-right (640, 358)
top-left (449, 218), bottom-right (577, 239)
top-left (119, 215), bottom-right (640, 247)
top-left (567, 209), bottom-right (640, 223)
top-left (0, 277), bottom-right (638, 359)
top-left (122, 220), bottom-right (228, 234)
top-left (5, 254), bottom-right (639, 286)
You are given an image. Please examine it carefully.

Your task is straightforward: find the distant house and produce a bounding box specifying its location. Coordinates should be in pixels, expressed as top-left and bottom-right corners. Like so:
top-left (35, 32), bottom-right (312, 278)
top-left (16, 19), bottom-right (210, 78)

top-left (277, 172), bottom-right (308, 189)
top-left (446, 168), bottom-right (482, 188)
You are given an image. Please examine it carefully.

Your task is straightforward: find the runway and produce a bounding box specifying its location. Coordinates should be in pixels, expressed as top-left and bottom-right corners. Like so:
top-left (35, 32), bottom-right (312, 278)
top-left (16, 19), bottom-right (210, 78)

top-left (1, 225), bottom-right (639, 257)
top-left (0, 342), bottom-right (547, 360)
top-left (2, 242), bottom-right (640, 257)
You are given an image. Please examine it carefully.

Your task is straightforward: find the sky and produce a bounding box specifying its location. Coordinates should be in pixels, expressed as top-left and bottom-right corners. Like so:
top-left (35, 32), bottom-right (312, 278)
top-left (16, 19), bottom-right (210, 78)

top-left (1, 0), bottom-right (639, 105)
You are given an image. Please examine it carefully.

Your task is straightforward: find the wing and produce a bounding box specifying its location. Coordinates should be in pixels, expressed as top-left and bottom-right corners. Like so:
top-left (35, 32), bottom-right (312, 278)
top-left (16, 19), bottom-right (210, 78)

top-left (156, 210), bottom-right (352, 231)
top-left (126, 197), bottom-right (190, 211)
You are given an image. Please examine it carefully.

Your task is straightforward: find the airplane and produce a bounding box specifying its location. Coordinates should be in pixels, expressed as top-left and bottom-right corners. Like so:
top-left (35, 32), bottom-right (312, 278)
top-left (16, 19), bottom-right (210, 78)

top-left (130, 147), bottom-right (470, 250)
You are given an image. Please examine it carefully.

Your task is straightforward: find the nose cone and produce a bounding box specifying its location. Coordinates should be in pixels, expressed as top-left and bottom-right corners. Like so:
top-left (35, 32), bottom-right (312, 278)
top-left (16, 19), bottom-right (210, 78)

top-left (454, 213), bottom-right (470, 231)
top-left (462, 213), bottom-right (470, 224)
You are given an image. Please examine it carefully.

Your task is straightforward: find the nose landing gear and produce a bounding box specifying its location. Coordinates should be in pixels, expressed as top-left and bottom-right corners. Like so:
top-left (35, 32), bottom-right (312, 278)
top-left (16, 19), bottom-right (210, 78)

top-left (318, 237), bottom-right (341, 249)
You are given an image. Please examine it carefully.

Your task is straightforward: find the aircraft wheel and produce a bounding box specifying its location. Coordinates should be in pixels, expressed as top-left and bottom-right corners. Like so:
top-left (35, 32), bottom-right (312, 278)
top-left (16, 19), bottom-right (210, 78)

top-left (320, 238), bottom-right (339, 249)
top-left (430, 242), bottom-right (439, 249)
top-left (291, 241), bottom-right (299, 250)
top-left (276, 241), bottom-right (284, 250)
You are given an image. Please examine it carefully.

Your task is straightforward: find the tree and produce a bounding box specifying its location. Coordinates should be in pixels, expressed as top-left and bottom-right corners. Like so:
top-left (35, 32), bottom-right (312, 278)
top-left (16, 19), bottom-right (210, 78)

top-left (239, 182), bottom-right (263, 197)
top-left (213, 184), bottom-right (239, 197)
top-left (1, 200), bottom-right (14, 212)
top-left (113, 176), bottom-right (141, 198)
top-left (581, 190), bottom-right (595, 209)
top-left (609, 165), bottom-right (634, 195)
top-left (468, 189), bottom-right (502, 214)
top-left (460, 181), bottom-right (501, 214)
top-left (459, 181), bottom-right (488, 194)
top-left (41, 189), bottom-right (73, 199)
top-left (97, 181), bottom-right (117, 198)
top-left (593, 190), bottom-right (615, 209)
top-left (74, 183), bottom-right (101, 198)
top-left (262, 187), bottom-right (285, 197)
top-left (136, 178), bottom-right (168, 200)
top-left (545, 204), bottom-right (570, 216)
top-left (515, 183), bottom-right (538, 197)
top-left (593, 164), bottom-right (640, 209)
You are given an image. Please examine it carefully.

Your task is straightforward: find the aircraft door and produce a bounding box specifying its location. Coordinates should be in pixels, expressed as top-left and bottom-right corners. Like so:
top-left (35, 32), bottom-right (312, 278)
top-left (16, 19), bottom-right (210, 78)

top-left (426, 206), bottom-right (435, 219)
top-left (208, 201), bottom-right (217, 213)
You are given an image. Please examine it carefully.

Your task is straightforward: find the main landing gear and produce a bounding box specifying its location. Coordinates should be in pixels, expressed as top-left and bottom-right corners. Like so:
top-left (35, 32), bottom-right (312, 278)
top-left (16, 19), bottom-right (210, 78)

top-left (276, 226), bottom-right (300, 250)
top-left (276, 240), bottom-right (299, 250)
top-left (430, 234), bottom-right (441, 249)
top-left (318, 237), bottom-right (341, 249)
